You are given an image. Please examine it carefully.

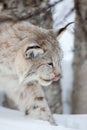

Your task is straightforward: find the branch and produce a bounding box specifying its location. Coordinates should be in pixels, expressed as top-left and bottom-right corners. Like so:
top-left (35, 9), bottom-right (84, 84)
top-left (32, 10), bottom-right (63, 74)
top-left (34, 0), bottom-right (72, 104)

top-left (11, 0), bottom-right (64, 21)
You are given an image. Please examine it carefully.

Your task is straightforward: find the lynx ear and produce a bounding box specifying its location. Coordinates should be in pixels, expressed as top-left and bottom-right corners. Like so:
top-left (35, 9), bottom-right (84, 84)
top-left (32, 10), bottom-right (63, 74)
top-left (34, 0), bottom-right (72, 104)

top-left (25, 45), bottom-right (44, 59)
top-left (50, 22), bottom-right (74, 38)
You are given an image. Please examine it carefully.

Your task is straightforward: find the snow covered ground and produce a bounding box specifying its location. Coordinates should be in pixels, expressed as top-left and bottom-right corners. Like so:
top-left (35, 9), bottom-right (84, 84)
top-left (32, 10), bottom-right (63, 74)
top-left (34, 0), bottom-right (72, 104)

top-left (0, 106), bottom-right (87, 130)
top-left (0, 91), bottom-right (87, 130)
top-left (0, 92), bottom-right (83, 130)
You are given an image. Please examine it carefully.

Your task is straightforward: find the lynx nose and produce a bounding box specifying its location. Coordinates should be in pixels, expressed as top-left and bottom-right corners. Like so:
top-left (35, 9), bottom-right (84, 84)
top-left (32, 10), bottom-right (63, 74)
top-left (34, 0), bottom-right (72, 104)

top-left (52, 73), bottom-right (61, 81)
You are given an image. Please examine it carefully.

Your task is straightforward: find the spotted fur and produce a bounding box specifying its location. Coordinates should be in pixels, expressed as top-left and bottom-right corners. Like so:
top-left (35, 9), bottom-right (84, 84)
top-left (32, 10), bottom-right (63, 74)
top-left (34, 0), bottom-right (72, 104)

top-left (0, 21), bottom-right (63, 125)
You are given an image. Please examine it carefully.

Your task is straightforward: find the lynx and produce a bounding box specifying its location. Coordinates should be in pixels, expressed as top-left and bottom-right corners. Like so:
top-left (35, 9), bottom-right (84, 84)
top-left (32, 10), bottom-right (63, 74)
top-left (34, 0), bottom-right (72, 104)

top-left (0, 16), bottom-right (71, 125)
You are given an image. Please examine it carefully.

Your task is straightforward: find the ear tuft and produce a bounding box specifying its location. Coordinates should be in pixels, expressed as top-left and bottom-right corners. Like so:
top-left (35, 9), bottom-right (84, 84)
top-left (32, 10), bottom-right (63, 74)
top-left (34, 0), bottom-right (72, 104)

top-left (56, 22), bottom-right (74, 37)
top-left (48, 22), bottom-right (74, 38)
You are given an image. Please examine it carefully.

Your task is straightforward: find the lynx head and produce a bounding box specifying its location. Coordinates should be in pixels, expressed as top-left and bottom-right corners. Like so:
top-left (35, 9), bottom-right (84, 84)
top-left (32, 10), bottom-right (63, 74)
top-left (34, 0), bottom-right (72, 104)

top-left (14, 22), bottom-right (71, 86)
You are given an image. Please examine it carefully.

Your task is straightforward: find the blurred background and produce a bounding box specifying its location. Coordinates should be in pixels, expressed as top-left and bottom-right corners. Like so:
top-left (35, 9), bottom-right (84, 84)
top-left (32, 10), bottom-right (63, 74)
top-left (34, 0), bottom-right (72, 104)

top-left (0, 0), bottom-right (87, 114)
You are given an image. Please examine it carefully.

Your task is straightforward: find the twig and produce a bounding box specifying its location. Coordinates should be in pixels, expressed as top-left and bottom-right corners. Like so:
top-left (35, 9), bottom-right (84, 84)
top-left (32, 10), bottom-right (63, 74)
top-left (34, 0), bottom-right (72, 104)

top-left (11, 0), bottom-right (64, 21)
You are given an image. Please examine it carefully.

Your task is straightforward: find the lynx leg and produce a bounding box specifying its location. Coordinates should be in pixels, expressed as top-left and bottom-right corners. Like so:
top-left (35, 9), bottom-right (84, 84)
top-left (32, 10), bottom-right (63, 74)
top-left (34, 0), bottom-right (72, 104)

top-left (3, 76), bottom-right (56, 125)
top-left (7, 82), bottom-right (56, 125)
top-left (24, 83), bottom-right (56, 125)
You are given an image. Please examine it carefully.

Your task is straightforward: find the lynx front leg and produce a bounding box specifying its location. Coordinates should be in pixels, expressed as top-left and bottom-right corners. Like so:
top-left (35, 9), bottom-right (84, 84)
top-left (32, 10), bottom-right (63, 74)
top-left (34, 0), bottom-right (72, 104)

top-left (15, 82), bottom-right (56, 125)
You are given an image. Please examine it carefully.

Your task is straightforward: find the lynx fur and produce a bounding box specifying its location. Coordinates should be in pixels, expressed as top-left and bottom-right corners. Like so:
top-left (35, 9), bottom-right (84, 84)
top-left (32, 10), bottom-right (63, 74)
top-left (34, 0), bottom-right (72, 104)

top-left (0, 19), bottom-right (65, 125)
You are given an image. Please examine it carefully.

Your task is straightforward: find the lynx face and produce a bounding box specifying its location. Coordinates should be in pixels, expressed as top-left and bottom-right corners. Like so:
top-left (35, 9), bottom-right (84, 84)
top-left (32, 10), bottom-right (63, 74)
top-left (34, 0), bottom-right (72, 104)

top-left (15, 36), bottom-right (62, 86)
top-left (0, 21), bottom-right (72, 87)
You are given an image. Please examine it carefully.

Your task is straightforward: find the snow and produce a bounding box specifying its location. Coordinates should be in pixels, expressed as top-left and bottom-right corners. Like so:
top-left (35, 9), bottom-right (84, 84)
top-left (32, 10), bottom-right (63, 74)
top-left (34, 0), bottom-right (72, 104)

top-left (0, 106), bottom-right (87, 130)
top-left (0, 106), bottom-right (86, 130)
top-left (0, 93), bottom-right (86, 130)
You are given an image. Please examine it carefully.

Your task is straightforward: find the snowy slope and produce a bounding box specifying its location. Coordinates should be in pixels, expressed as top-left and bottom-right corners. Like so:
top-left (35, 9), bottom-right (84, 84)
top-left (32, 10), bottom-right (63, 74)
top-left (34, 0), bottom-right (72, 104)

top-left (0, 92), bottom-right (86, 130)
top-left (0, 106), bottom-right (86, 130)
top-left (0, 91), bottom-right (82, 130)
top-left (0, 106), bottom-right (87, 130)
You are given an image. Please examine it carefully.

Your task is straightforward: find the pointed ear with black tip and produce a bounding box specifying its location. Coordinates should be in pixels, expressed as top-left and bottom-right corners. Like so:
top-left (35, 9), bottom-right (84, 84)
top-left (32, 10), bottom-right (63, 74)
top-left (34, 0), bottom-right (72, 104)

top-left (25, 45), bottom-right (44, 60)
top-left (51, 22), bottom-right (74, 38)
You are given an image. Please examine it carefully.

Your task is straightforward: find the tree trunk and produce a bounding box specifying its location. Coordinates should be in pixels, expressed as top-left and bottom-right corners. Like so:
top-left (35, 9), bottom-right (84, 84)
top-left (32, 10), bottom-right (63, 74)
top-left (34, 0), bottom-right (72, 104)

top-left (1, 0), bottom-right (62, 114)
top-left (72, 0), bottom-right (87, 113)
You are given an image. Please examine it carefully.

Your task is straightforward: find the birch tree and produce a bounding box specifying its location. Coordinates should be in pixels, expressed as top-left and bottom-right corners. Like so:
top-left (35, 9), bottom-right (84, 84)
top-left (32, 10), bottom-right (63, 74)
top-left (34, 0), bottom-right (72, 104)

top-left (72, 0), bottom-right (87, 113)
